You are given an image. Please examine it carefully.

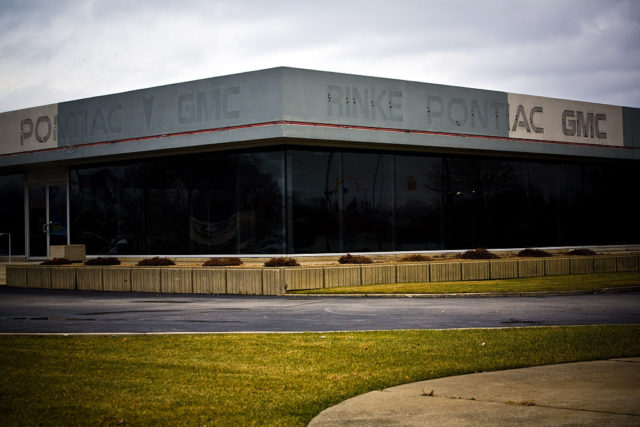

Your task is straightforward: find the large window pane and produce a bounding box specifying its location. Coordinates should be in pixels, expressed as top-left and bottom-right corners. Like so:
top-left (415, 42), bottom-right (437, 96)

top-left (484, 159), bottom-right (528, 248)
top-left (237, 151), bottom-right (285, 253)
top-left (0, 174), bottom-right (25, 256)
top-left (443, 157), bottom-right (486, 249)
top-left (142, 157), bottom-right (190, 254)
top-left (343, 152), bottom-right (394, 252)
top-left (288, 150), bottom-right (341, 253)
top-left (395, 154), bottom-right (442, 250)
top-left (189, 153), bottom-right (237, 254)
top-left (527, 162), bottom-right (564, 247)
top-left (561, 164), bottom-right (585, 246)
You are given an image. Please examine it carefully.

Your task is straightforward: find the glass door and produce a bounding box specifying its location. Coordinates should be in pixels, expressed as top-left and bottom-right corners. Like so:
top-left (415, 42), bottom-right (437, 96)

top-left (27, 183), bottom-right (69, 259)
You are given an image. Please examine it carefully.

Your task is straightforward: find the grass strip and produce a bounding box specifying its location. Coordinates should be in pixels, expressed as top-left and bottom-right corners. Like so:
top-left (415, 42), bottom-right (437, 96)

top-left (292, 272), bottom-right (640, 294)
top-left (1, 325), bottom-right (639, 425)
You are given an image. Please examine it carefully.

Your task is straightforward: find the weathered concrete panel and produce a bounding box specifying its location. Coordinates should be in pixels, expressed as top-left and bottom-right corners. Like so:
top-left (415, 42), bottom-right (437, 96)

top-left (161, 269), bottom-right (193, 293)
top-left (192, 268), bottom-right (226, 294)
top-left (396, 263), bottom-right (429, 283)
top-left (461, 261), bottom-right (490, 281)
top-left (570, 257), bottom-right (595, 274)
top-left (284, 267), bottom-right (324, 291)
top-left (594, 256), bottom-right (617, 273)
top-left (622, 106), bottom-right (640, 148)
top-left (430, 263), bottom-right (461, 282)
top-left (361, 265), bottom-right (396, 285)
top-left (324, 266), bottom-right (361, 288)
top-left (518, 259), bottom-right (545, 278)
top-left (616, 255), bottom-right (639, 272)
top-left (27, 266), bottom-right (51, 289)
top-left (282, 68), bottom-right (509, 138)
top-left (58, 68), bottom-right (283, 147)
top-left (545, 258), bottom-right (571, 276)
top-left (0, 104), bottom-right (58, 155)
top-left (50, 267), bottom-right (76, 290)
top-left (5, 266), bottom-right (27, 287)
top-left (263, 269), bottom-right (284, 295)
top-left (489, 260), bottom-right (518, 279)
top-left (103, 268), bottom-right (131, 292)
top-left (508, 93), bottom-right (623, 147)
top-left (131, 268), bottom-right (161, 293)
top-left (227, 269), bottom-right (262, 295)
top-left (77, 267), bottom-right (103, 291)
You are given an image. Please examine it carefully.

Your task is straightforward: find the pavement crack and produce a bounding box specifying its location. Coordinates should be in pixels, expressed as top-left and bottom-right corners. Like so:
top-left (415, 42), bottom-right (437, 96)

top-left (420, 393), bottom-right (639, 417)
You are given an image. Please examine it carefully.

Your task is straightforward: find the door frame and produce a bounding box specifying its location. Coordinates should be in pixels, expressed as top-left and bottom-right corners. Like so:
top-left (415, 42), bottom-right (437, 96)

top-left (25, 181), bottom-right (70, 260)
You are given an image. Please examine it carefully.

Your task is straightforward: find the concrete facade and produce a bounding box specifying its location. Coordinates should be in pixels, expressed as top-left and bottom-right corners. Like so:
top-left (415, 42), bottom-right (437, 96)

top-left (1, 67), bottom-right (638, 260)
top-left (2, 67), bottom-right (638, 169)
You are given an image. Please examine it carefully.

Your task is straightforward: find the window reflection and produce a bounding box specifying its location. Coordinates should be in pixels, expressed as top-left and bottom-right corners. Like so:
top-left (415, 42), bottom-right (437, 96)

top-left (395, 155), bottom-right (442, 250)
top-left (0, 174), bottom-right (25, 256)
top-left (67, 146), bottom-right (639, 255)
top-left (288, 150), bottom-right (341, 253)
top-left (343, 152), bottom-right (394, 252)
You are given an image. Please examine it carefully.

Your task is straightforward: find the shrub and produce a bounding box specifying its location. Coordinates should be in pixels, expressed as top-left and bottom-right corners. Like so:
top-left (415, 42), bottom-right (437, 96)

top-left (399, 254), bottom-right (432, 262)
top-left (338, 253), bottom-right (373, 264)
top-left (568, 248), bottom-right (597, 256)
top-left (40, 258), bottom-right (73, 265)
top-left (458, 248), bottom-right (500, 260)
top-left (203, 257), bottom-right (243, 266)
top-left (264, 257), bottom-right (300, 267)
top-left (85, 257), bottom-right (121, 266)
top-left (136, 257), bottom-right (175, 266)
top-left (518, 249), bottom-right (552, 258)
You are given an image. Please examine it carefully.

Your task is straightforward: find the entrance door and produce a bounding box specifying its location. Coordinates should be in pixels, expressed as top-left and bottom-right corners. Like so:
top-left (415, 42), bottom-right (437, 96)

top-left (27, 183), bottom-right (69, 259)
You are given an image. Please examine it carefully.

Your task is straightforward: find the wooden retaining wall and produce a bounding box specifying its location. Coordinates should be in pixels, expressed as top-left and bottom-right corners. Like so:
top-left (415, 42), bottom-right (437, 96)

top-left (4, 254), bottom-right (639, 296)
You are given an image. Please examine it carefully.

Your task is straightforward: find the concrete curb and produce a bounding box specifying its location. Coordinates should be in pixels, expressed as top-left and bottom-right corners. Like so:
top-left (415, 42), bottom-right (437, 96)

top-left (285, 285), bottom-right (640, 298)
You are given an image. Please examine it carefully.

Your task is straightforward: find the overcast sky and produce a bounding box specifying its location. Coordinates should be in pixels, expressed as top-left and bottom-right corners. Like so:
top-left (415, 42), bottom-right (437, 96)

top-left (1, 0), bottom-right (639, 112)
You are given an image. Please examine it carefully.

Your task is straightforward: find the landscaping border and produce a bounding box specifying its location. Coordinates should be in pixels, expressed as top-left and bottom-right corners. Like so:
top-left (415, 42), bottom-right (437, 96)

top-left (4, 254), bottom-right (640, 296)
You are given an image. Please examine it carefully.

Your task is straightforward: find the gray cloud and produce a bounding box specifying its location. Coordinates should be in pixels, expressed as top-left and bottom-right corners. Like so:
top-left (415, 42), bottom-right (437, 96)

top-left (1, 0), bottom-right (638, 112)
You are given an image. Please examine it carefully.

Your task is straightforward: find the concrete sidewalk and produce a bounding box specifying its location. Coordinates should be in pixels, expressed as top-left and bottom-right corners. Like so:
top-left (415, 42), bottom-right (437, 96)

top-left (309, 358), bottom-right (640, 426)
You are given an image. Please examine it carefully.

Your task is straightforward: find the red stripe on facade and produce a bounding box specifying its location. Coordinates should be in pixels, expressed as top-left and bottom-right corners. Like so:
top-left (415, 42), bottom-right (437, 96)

top-left (1, 120), bottom-right (634, 158)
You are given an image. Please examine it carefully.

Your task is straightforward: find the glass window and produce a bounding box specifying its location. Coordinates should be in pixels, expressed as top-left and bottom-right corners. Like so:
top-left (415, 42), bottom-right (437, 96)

top-left (237, 151), bottom-right (285, 254)
top-left (68, 146), bottom-right (638, 255)
top-left (395, 154), bottom-right (442, 250)
top-left (142, 157), bottom-right (190, 254)
top-left (0, 174), bottom-right (25, 256)
top-left (189, 153), bottom-right (237, 254)
top-left (484, 159), bottom-right (528, 248)
top-left (443, 157), bottom-right (487, 249)
top-left (561, 164), bottom-right (585, 246)
top-left (342, 152), bottom-right (394, 252)
top-left (288, 150), bottom-right (342, 253)
top-left (582, 161), bottom-right (637, 245)
top-left (71, 164), bottom-right (142, 254)
top-left (527, 162), bottom-right (564, 247)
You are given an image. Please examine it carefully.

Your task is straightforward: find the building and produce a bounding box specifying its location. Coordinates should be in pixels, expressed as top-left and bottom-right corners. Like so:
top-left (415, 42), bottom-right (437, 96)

top-left (1, 67), bottom-right (638, 260)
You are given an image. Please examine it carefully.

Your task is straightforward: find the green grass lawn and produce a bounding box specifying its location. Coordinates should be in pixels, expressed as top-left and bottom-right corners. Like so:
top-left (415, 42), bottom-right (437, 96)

top-left (292, 272), bottom-right (640, 295)
top-left (1, 325), bottom-right (639, 425)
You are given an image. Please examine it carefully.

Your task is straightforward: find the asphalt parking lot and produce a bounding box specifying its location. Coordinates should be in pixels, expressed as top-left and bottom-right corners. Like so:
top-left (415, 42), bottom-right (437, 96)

top-left (1, 287), bottom-right (639, 333)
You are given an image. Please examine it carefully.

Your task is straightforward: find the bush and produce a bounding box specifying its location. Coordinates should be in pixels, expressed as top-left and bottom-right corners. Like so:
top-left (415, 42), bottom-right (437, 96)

top-left (568, 248), bottom-right (597, 256)
top-left (264, 257), bottom-right (300, 267)
top-left (40, 258), bottom-right (73, 265)
top-left (458, 248), bottom-right (500, 260)
top-left (399, 254), bottom-right (432, 262)
top-left (85, 257), bottom-right (121, 266)
top-left (338, 253), bottom-right (373, 264)
top-left (136, 257), bottom-right (175, 266)
top-left (518, 249), bottom-right (552, 258)
top-left (203, 257), bottom-right (243, 266)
